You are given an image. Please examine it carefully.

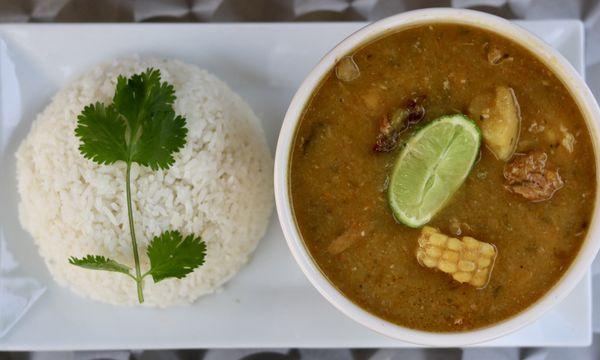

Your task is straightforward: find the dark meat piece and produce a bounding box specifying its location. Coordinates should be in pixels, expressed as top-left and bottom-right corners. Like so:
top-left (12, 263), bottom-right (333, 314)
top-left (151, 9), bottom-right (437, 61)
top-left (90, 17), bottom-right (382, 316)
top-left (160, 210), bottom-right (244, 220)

top-left (403, 96), bottom-right (427, 124)
top-left (503, 150), bottom-right (564, 202)
top-left (374, 95), bottom-right (426, 152)
top-left (373, 114), bottom-right (404, 152)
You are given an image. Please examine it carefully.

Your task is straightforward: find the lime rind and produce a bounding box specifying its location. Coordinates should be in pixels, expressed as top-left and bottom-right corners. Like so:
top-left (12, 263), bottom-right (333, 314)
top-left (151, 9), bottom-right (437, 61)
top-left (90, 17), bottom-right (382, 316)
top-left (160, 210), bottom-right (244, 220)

top-left (388, 114), bottom-right (481, 228)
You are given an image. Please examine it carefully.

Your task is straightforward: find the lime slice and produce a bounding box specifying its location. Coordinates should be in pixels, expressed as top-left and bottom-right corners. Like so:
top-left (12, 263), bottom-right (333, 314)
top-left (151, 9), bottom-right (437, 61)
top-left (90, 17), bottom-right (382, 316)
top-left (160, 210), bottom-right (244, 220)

top-left (388, 114), bottom-right (481, 228)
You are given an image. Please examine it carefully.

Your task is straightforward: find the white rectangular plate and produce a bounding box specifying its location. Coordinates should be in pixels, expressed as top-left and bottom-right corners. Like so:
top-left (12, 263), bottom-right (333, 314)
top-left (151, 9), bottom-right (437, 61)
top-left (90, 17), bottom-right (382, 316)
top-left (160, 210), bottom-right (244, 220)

top-left (0, 20), bottom-right (591, 350)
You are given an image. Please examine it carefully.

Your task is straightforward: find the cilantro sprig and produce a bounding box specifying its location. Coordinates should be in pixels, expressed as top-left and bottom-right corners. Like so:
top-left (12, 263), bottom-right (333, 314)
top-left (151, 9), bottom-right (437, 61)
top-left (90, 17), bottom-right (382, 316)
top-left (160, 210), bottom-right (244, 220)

top-left (68, 69), bottom-right (206, 303)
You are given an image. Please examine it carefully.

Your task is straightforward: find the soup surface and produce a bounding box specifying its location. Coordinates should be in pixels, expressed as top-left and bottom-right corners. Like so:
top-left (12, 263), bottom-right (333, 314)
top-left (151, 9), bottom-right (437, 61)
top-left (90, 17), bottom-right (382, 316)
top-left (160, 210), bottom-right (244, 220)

top-left (290, 24), bottom-right (596, 332)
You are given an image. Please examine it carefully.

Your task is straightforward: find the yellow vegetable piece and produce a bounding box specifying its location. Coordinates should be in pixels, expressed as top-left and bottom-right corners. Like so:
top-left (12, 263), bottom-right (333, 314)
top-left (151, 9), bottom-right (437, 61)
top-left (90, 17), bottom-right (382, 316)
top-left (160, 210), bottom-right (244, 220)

top-left (468, 86), bottom-right (521, 161)
top-left (416, 227), bottom-right (497, 288)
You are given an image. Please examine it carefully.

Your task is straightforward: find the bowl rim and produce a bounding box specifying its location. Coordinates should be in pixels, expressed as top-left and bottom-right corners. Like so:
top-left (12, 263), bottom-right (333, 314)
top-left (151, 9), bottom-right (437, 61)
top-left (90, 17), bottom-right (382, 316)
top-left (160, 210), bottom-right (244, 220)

top-left (274, 8), bottom-right (600, 346)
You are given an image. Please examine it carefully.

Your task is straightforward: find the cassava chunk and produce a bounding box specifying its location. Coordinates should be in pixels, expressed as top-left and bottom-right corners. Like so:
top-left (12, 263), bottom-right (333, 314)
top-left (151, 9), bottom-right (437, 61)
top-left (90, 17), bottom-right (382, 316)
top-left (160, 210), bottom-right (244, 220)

top-left (335, 56), bottom-right (360, 82)
top-left (416, 227), bottom-right (497, 288)
top-left (468, 86), bottom-right (521, 161)
top-left (503, 150), bottom-right (564, 202)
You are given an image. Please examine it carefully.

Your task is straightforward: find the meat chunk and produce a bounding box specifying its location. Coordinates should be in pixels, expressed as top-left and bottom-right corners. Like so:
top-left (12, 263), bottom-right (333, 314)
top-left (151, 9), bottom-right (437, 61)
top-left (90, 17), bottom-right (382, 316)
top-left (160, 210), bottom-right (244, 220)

top-left (374, 95), bottom-right (426, 152)
top-left (503, 150), bottom-right (564, 202)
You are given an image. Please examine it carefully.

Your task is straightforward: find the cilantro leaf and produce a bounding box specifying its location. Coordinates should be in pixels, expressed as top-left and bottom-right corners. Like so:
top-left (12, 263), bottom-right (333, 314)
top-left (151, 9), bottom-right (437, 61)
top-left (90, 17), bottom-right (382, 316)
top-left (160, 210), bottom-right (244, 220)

top-left (74, 103), bottom-right (128, 165)
top-left (113, 68), bottom-right (187, 170)
top-left (113, 69), bottom-right (176, 128)
top-left (68, 255), bottom-right (132, 276)
top-left (132, 110), bottom-right (187, 170)
top-left (146, 231), bottom-right (206, 282)
top-left (75, 68), bottom-right (187, 170)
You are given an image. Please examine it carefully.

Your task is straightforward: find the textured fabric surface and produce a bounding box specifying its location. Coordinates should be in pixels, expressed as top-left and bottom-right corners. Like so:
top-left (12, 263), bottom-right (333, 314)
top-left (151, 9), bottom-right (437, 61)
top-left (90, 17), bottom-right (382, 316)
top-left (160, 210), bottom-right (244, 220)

top-left (0, 0), bottom-right (599, 358)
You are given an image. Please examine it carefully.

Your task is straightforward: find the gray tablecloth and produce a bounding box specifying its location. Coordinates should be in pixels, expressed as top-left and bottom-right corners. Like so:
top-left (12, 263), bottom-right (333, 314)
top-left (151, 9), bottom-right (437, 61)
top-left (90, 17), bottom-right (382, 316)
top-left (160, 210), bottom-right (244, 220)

top-left (0, 0), bottom-right (599, 359)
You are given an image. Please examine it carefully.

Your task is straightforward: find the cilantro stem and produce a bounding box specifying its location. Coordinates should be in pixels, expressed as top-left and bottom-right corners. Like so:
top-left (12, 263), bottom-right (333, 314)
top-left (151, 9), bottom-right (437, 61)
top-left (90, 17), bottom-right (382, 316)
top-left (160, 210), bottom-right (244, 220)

top-left (126, 161), bottom-right (144, 303)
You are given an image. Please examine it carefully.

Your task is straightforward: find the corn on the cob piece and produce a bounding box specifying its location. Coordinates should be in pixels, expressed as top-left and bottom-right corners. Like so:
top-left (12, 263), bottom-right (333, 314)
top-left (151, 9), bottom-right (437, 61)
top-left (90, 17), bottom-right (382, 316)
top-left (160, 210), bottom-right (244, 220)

top-left (416, 227), bottom-right (497, 288)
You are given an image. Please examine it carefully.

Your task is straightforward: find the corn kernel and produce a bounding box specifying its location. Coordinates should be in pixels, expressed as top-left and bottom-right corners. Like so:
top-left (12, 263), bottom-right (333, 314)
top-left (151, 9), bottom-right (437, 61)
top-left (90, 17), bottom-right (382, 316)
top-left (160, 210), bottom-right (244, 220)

top-left (472, 270), bottom-right (488, 283)
top-left (478, 257), bottom-right (491, 267)
top-left (471, 272), bottom-right (488, 286)
top-left (458, 260), bottom-right (476, 272)
top-left (442, 250), bottom-right (459, 261)
top-left (453, 272), bottom-right (472, 283)
top-left (471, 277), bottom-right (486, 287)
top-left (447, 238), bottom-right (463, 251)
top-left (463, 237), bottom-right (479, 249)
top-left (480, 243), bottom-right (495, 256)
top-left (439, 260), bottom-right (457, 273)
top-left (422, 226), bottom-right (438, 236)
top-left (429, 233), bottom-right (447, 246)
top-left (422, 256), bottom-right (437, 268)
top-left (426, 246), bottom-right (442, 258)
top-left (463, 251), bottom-right (477, 261)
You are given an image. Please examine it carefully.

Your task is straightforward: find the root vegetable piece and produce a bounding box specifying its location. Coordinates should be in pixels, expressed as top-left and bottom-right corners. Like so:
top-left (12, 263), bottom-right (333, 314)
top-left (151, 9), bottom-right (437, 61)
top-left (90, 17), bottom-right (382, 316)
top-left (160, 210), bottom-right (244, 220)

top-left (468, 86), bottom-right (521, 161)
top-left (416, 227), bottom-right (497, 288)
top-left (335, 56), bottom-right (360, 82)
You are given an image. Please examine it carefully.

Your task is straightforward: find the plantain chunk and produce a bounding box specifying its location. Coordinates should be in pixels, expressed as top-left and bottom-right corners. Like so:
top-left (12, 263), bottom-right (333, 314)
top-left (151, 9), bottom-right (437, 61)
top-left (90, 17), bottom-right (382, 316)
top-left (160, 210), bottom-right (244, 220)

top-left (416, 227), bottom-right (497, 288)
top-left (468, 86), bottom-right (521, 161)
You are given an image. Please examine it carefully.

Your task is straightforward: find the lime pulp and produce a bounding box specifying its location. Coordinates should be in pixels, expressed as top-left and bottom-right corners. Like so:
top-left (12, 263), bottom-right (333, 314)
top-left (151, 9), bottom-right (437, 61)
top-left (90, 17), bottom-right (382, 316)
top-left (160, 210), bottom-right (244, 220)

top-left (387, 114), bottom-right (481, 228)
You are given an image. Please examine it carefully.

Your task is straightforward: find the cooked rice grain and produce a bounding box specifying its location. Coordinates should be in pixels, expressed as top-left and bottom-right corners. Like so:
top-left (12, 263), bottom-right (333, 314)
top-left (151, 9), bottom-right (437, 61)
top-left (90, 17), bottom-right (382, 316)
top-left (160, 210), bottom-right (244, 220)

top-left (16, 57), bottom-right (273, 307)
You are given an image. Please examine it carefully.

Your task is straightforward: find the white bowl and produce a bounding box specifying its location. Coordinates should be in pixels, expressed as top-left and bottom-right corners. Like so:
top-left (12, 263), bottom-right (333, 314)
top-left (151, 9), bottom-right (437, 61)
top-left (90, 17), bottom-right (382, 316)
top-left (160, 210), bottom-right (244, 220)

top-left (274, 8), bottom-right (600, 346)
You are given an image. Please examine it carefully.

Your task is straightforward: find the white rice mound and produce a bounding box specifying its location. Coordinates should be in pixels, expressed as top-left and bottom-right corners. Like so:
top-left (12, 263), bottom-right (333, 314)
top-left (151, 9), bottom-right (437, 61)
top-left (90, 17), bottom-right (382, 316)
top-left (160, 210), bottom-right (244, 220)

top-left (16, 57), bottom-right (273, 307)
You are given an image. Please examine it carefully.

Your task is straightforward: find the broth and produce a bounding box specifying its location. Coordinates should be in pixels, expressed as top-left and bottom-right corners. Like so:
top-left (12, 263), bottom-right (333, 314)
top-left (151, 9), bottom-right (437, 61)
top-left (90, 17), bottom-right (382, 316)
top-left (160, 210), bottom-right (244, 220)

top-left (289, 24), bottom-right (596, 331)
